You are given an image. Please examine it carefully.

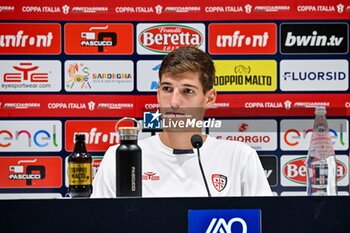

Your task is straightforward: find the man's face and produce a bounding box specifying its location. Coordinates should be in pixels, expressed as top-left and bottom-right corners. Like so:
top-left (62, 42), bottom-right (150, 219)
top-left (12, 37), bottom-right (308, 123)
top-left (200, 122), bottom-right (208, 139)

top-left (157, 71), bottom-right (216, 131)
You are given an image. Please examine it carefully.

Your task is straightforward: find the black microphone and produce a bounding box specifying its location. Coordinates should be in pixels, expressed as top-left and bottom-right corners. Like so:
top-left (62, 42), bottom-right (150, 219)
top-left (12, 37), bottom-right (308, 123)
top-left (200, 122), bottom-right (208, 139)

top-left (191, 134), bottom-right (211, 197)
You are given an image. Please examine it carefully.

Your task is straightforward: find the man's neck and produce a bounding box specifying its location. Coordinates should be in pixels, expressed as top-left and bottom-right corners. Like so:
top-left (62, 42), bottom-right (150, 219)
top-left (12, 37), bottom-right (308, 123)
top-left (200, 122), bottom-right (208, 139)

top-left (159, 131), bottom-right (206, 149)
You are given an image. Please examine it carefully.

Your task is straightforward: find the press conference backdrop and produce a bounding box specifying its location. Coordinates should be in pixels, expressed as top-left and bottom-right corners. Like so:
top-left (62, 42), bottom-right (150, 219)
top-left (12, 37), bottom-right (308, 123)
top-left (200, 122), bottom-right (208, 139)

top-left (0, 0), bottom-right (350, 198)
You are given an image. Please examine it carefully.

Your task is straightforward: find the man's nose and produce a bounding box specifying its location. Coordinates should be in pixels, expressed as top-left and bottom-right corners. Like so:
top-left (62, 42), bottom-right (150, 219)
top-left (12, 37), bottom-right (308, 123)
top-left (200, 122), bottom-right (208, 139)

top-left (170, 89), bottom-right (181, 110)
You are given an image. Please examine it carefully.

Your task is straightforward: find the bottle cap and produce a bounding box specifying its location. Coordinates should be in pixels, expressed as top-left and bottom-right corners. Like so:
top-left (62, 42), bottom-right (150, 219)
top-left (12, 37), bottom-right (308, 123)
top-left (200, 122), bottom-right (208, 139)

top-left (118, 127), bottom-right (139, 137)
top-left (315, 106), bottom-right (327, 115)
top-left (75, 134), bottom-right (85, 142)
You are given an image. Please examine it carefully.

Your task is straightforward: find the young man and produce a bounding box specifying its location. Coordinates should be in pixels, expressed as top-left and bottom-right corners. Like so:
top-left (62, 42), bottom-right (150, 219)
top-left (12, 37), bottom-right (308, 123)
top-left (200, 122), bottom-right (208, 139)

top-left (91, 46), bottom-right (272, 197)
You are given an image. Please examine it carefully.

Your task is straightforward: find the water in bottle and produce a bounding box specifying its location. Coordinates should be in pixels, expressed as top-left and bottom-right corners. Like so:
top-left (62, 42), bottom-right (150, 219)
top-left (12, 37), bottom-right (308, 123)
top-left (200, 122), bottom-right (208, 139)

top-left (306, 106), bottom-right (337, 196)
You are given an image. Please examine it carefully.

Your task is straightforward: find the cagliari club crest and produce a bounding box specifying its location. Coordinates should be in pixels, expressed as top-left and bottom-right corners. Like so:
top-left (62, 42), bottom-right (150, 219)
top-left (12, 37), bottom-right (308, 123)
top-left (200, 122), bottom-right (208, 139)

top-left (211, 174), bottom-right (227, 192)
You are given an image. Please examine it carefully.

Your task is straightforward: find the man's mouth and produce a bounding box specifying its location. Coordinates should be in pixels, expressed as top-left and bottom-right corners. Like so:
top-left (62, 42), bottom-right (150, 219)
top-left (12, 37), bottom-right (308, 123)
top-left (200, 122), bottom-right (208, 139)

top-left (164, 112), bottom-right (185, 117)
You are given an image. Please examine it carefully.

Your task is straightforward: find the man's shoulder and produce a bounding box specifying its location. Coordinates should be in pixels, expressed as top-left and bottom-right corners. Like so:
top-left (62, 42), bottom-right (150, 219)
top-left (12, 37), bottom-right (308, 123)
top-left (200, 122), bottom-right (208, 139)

top-left (207, 135), bottom-right (255, 153)
top-left (139, 135), bottom-right (157, 143)
top-left (138, 135), bottom-right (158, 148)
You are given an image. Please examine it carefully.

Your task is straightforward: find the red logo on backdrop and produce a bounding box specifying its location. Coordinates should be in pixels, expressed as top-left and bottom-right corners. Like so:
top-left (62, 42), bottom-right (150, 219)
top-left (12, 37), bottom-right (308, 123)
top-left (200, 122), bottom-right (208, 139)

top-left (211, 174), bottom-right (227, 192)
top-left (283, 157), bottom-right (347, 184)
top-left (64, 23), bottom-right (133, 54)
top-left (65, 120), bottom-right (134, 152)
top-left (0, 23), bottom-right (61, 54)
top-left (0, 156), bottom-right (62, 188)
top-left (138, 25), bottom-right (203, 53)
top-left (0, 94), bottom-right (138, 118)
top-left (92, 156), bottom-right (103, 179)
top-left (239, 122), bottom-right (249, 132)
top-left (208, 23), bottom-right (277, 54)
top-left (4, 62), bottom-right (48, 83)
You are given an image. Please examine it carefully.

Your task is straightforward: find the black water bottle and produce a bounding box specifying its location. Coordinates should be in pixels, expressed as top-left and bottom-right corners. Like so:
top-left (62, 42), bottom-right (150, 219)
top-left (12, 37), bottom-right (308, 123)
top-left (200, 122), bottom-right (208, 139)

top-left (116, 127), bottom-right (142, 197)
top-left (68, 134), bottom-right (92, 198)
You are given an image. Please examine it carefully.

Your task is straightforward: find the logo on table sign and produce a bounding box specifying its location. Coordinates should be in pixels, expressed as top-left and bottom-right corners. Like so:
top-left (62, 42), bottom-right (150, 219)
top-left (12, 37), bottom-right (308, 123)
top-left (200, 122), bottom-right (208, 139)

top-left (188, 209), bottom-right (261, 233)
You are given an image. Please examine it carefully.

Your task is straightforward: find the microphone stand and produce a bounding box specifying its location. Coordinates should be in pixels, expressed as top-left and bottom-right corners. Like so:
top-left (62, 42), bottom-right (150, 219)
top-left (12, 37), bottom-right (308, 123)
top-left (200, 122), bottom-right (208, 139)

top-left (191, 134), bottom-right (211, 197)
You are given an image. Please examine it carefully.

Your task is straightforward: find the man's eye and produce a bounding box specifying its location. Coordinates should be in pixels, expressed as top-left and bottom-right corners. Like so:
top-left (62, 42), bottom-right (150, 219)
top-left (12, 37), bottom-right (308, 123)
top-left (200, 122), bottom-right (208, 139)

top-left (184, 88), bottom-right (195, 94)
top-left (162, 86), bottom-right (172, 92)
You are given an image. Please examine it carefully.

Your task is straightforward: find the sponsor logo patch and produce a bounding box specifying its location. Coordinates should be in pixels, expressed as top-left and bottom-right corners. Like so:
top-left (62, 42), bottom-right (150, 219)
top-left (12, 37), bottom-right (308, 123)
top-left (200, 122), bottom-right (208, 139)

top-left (137, 23), bottom-right (205, 54)
top-left (65, 23), bottom-right (133, 54)
top-left (0, 156), bottom-right (62, 188)
top-left (280, 23), bottom-right (348, 54)
top-left (0, 23), bottom-right (61, 54)
top-left (0, 60), bottom-right (62, 92)
top-left (209, 23), bottom-right (277, 54)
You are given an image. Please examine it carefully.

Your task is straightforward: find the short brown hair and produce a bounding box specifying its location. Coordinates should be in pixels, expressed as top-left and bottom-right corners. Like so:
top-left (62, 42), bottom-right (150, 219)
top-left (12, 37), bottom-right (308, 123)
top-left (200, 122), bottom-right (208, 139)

top-left (159, 46), bottom-right (215, 93)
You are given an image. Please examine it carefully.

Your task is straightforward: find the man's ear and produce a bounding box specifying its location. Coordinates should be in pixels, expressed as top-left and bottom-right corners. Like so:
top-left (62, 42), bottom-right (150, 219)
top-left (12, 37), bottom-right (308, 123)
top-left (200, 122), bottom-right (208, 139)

top-left (157, 82), bottom-right (161, 103)
top-left (205, 88), bottom-right (217, 109)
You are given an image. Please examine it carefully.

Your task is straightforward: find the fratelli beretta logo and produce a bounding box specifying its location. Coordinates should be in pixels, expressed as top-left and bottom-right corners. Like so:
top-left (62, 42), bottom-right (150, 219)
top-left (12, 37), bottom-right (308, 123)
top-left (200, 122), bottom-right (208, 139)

top-left (188, 209), bottom-right (261, 233)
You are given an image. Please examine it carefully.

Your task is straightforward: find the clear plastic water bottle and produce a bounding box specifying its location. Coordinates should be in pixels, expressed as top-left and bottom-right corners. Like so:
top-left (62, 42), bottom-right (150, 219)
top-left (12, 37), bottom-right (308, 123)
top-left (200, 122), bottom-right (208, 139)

top-left (306, 106), bottom-right (337, 196)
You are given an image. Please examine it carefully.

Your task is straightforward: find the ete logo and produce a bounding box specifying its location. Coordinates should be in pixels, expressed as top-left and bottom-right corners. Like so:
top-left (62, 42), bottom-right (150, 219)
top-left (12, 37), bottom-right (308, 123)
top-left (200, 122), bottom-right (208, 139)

top-left (65, 24), bottom-right (133, 55)
top-left (212, 174), bottom-right (227, 192)
top-left (3, 62), bottom-right (48, 83)
top-left (143, 110), bottom-right (162, 129)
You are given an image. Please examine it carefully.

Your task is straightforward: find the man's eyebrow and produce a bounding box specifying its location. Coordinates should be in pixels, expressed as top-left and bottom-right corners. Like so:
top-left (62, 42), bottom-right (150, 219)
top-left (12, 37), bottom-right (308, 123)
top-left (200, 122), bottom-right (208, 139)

top-left (159, 82), bottom-right (172, 86)
top-left (159, 82), bottom-right (199, 90)
top-left (182, 84), bottom-right (199, 89)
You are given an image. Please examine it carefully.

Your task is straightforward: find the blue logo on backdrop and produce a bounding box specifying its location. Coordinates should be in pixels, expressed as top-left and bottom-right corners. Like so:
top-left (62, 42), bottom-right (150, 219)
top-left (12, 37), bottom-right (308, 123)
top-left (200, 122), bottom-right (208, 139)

top-left (143, 110), bottom-right (161, 129)
top-left (188, 209), bottom-right (261, 233)
top-left (150, 64), bottom-right (161, 89)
